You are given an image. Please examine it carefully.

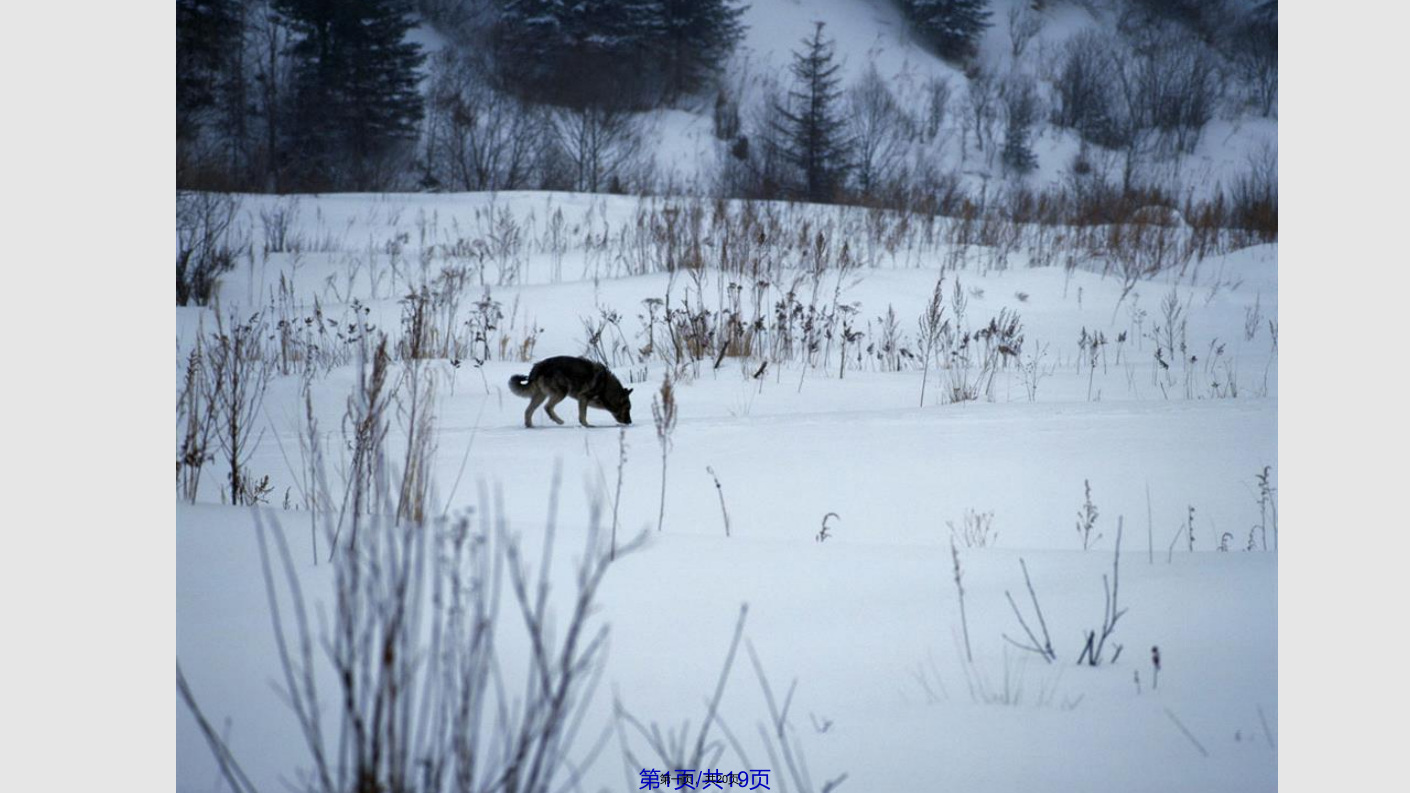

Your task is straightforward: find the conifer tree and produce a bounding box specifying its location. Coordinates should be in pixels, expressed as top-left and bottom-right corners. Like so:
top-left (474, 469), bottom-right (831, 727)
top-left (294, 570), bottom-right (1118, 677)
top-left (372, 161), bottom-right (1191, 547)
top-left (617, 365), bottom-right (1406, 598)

top-left (274, 0), bottom-right (426, 188)
top-left (900, 0), bottom-right (992, 62)
top-left (497, 0), bottom-right (746, 106)
top-left (656, 0), bottom-right (747, 99)
top-left (773, 22), bottom-right (853, 203)
top-left (177, 0), bottom-right (243, 141)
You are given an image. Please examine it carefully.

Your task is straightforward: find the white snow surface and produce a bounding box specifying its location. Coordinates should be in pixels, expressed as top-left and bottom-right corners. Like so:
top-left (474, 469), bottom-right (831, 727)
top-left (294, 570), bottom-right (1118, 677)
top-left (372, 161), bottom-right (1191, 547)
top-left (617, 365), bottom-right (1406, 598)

top-left (177, 191), bottom-right (1277, 792)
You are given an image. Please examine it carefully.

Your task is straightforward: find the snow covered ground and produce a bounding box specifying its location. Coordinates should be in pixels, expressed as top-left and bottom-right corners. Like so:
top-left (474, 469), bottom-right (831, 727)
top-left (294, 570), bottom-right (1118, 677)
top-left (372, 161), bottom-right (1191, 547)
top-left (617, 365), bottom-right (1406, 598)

top-left (176, 191), bottom-right (1277, 792)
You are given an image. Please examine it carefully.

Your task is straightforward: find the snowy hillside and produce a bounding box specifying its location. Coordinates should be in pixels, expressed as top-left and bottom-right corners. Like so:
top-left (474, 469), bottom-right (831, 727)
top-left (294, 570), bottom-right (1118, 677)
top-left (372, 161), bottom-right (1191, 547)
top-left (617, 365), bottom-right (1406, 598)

top-left (625, 0), bottom-right (1277, 199)
top-left (176, 190), bottom-right (1277, 792)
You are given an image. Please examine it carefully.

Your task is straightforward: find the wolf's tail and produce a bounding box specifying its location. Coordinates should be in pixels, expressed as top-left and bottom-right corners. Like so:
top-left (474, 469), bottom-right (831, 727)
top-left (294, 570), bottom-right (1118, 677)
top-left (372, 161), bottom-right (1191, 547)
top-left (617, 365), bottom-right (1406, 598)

top-left (508, 374), bottom-right (533, 397)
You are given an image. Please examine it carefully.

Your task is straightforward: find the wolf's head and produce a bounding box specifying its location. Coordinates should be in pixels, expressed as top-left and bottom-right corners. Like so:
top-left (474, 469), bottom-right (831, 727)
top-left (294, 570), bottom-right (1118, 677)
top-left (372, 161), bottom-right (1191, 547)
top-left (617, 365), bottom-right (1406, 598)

top-left (595, 375), bottom-right (634, 425)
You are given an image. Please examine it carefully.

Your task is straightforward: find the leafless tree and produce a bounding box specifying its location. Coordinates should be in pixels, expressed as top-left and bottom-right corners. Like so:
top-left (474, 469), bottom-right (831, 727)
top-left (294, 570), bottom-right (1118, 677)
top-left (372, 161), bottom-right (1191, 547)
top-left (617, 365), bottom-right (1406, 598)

top-left (963, 67), bottom-right (1000, 164)
top-left (922, 75), bottom-right (952, 144)
top-left (1008, 2), bottom-right (1042, 60)
top-left (1120, 25), bottom-right (1219, 155)
top-left (1231, 4), bottom-right (1277, 117)
top-left (551, 104), bottom-right (642, 193)
top-left (848, 64), bottom-right (913, 197)
top-left (426, 50), bottom-right (547, 191)
top-left (1053, 30), bottom-right (1129, 150)
top-left (738, 78), bottom-right (793, 199)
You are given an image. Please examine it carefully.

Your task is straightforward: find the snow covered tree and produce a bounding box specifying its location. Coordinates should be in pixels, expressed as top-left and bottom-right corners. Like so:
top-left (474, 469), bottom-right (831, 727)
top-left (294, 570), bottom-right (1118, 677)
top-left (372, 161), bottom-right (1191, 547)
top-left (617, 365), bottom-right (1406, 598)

top-left (498, 0), bottom-right (745, 106)
top-left (274, 0), bottom-right (426, 189)
top-left (900, 0), bottom-right (992, 62)
top-left (773, 22), bottom-right (853, 203)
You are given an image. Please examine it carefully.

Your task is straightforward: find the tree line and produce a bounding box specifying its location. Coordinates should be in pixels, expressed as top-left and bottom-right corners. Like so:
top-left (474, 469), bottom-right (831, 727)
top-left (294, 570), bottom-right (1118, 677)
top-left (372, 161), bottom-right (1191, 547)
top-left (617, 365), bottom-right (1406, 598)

top-left (177, 0), bottom-right (751, 192)
top-left (178, 1), bottom-right (1274, 206)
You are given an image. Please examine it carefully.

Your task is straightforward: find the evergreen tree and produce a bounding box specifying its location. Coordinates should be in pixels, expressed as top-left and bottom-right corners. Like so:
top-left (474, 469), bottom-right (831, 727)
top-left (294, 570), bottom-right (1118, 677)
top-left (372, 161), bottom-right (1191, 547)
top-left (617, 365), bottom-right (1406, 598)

top-left (1000, 76), bottom-right (1038, 175)
top-left (274, 0), bottom-right (426, 188)
top-left (494, 0), bottom-right (561, 93)
top-left (773, 22), bottom-right (852, 203)
top-left (177, 0), bottom-right (243, 141)
top-left (497, 0), bottom-right (746, 106)
top-left (499, 0), bottom-right (659, 105)
top-left (900, 0), bottom-right (992, 62)
top-left (656, 0), bottom-right (746, 99)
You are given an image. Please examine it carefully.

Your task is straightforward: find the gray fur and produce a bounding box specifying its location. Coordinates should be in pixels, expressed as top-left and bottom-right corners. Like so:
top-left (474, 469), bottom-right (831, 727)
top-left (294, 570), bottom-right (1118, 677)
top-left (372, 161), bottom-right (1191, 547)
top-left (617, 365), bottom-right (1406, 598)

top-left (508, 356), bottom-right (634, 428)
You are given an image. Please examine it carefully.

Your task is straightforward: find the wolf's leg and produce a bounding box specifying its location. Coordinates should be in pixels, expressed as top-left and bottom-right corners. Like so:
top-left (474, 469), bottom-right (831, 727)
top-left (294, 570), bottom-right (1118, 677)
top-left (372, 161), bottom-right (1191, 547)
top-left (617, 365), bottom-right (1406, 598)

top-left (524, 392), bottom-right (547, 428)
top-left (577, 397), bottom-right (592, 427)
top-left (544, 393), bottom-right (567, 425)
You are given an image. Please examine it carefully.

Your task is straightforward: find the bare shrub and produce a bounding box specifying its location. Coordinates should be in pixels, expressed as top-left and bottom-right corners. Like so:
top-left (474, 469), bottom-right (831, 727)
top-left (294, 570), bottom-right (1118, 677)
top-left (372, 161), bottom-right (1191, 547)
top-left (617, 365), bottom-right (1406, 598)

top-left (1124, 25), bottom-right (1220, 155)
top-left (940, 287), bottom-right (1024, 404)
top-left (1008, 3), bottom-right (1042, 60)
top-left (426, 50), bottom-right (547, 191)
top-left (922, 76), bottom-right (952, 144)
top-left (1077, 519), bottom-right (1127, 666)
top-left (1052, 31), bottom-right (1130, 150)
top-left (394, 360), bottom-right (437, 524)
top-left (1230, 145), bottom-right (1278, 242)
top-left (848, 64), bottom-right (912, 197)
top-left (334, 336), bottom-right (395, 556)
top-left (949, 508), bottom-right (997, 548)
top-left (183, 489), bottom-right (641, 793)
top-left (1232, 3), bottom-right (1278, 116)
top-left (177, 333), bottom-right (220, 502)
top-left (615, 607), bottom-right (849, 793)
top-left (181, 367), bottom-right (647, 793)
top-left (204, 312), bottom-right (271, 505)
top-left (177, 191), bottom-right (241, 306)
top-left (259, 197), bottom-right (301, 255)
top-left (550, 104), bottom-right (642, 193)
top-left (963, 67), bottom-right (1000, 161)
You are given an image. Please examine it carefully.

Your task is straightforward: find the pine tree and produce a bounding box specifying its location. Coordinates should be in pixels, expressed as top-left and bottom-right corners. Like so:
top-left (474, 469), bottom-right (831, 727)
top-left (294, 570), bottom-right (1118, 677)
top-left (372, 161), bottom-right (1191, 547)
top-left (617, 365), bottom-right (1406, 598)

top-left (177, 0), bottom-right (243, 141)
top-left (656, 0), bottom-right (746, 99)
top-left (773, 22), bottom-right (853, 203)
top-left (498, 0), bottom-right (746, 106)
top-left (499, 0), bottom-right (659, 105)
top-left (901, 0), bottom-right (992, 62)
top-left (275, 0), bottom-right (426, 188)
top-left (495, 0), bottom-right (562, 94)
top-left (1000, 76), bottom-right (1038, 175)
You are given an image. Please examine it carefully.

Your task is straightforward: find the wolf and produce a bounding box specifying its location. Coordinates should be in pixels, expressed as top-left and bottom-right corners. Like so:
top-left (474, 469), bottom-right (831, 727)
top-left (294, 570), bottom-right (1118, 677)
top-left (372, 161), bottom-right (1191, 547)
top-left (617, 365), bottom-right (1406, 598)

top-left (508, 356), bottom-right (634, 428)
